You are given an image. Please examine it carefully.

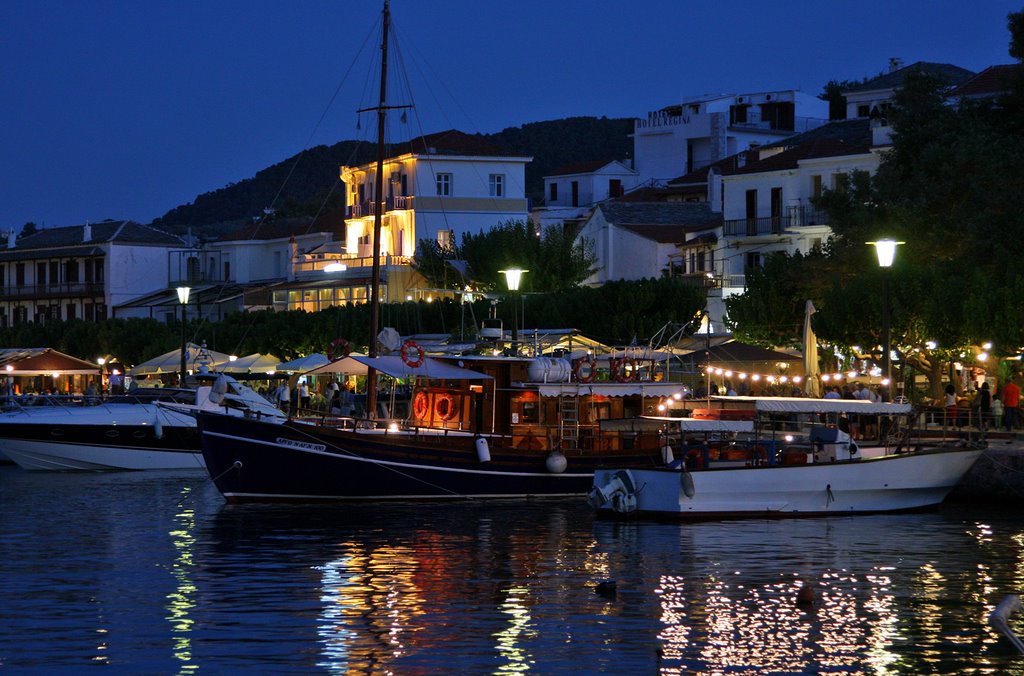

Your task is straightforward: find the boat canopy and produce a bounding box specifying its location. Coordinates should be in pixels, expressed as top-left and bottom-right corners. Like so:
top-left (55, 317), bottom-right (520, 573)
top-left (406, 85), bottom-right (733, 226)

top-left (307, 355), bottom-right (492, 380)
top-left (713, 395), bottom-right (912, 415)
top-left (641, 416), bottom-right (756, 433)
top-left (536, 383), bottom-right (687, 398)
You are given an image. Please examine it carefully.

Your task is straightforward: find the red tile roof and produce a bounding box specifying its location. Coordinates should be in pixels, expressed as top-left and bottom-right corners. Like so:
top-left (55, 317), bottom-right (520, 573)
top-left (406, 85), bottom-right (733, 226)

top-left (948, 65), bottom-right (1021, 98)
top-left (726, 137), bottom-right (872, 176)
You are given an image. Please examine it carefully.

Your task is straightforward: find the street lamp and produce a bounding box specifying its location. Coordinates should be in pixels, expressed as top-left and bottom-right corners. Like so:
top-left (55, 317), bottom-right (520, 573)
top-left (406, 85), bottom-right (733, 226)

top-left (176, 286), bottom-right (191, 387)
top-left (868, 239), bottom-right (903, 393)
top-left (499, 268), bottom-right (527, 354)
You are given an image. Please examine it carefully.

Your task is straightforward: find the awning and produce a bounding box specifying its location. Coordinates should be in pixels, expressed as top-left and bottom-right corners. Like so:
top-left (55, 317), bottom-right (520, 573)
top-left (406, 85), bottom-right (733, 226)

top-left (716, 395), bottom-right (912, 415)
top-left (642, 416), bottom-right (756, 433)
top-left (275, 354), bottom-right (330, 372)
top-left (132, 343), bottom-right (233, 375)
top-left (537, 383), bottom-right (687, 398)
top-left (307, 355), bottom-right (492, 380)
top-left (0, 348), bottom-right (101, 375)
top-left (213, 353), bottom-right (281, 373)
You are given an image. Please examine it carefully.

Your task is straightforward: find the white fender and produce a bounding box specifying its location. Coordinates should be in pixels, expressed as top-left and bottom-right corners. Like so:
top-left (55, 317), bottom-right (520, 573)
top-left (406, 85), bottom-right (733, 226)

top-left (154, 414), bottom-right (164, 439)
top-left (475, 435), bottom-right (491, 463)
top-left (546, 451), bottom-right (567, 474)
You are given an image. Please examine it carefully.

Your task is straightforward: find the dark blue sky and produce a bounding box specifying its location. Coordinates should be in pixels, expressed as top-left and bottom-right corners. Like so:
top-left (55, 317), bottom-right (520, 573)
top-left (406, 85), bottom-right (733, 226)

top-left (2, 0), bottom-right (1018, 231)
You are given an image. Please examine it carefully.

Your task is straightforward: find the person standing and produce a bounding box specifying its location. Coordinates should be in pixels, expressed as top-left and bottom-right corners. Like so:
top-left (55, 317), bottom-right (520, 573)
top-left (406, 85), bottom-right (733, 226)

top-left (276, 381), bottom-right (291, 414)
top-left (1003, 379), bottom-right (1020, 432)
top-left (978, 381), bottom-right (992, 431)
top-left (298, 380), bottom-right (310, 410)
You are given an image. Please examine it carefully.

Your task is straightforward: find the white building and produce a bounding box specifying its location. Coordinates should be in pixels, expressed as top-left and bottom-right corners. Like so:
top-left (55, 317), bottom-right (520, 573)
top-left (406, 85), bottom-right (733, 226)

top-left (532, 160), bottom-right (640, 231)
top-left (341, 129), bottom-right (532, 253)
top-left (575, 202), bottom-right (719, 286)
top-left (633, 90), bottom-right (829, 184)
top-left (0, 221), bottom-right (184, 326)
top-left (842, 60), bottom-right (975, 120)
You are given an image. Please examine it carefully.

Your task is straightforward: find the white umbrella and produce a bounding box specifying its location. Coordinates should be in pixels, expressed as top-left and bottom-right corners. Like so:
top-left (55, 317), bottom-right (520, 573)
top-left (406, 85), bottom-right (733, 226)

top-left (275, 353), bottom-right (329, 373)
top-left (214, 353), bottom-right (281, 374)
top-left (803, 300), bottom-right (821, 397)
top-left (132, 343), bottom-right (233, 375)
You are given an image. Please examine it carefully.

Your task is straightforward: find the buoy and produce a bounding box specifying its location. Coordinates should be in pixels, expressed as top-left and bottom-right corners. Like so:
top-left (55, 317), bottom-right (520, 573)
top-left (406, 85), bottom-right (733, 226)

top-left (475, 435), bottom-right (491, 463)
top-left (546, 451), bottom-right (567, 474)
top-left (797, 584), bottom-right (815, 607)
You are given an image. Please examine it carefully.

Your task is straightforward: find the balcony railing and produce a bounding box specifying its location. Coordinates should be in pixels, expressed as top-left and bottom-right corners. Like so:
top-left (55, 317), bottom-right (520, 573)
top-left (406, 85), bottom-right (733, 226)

top-left (292, 254), bottom-right (412, 276)
top-left (723, 206), bottom-right (829, 237)
top-left (1, 282), bottom-right (105, 299)
top-left (346, 196), bottom-right (412, 218)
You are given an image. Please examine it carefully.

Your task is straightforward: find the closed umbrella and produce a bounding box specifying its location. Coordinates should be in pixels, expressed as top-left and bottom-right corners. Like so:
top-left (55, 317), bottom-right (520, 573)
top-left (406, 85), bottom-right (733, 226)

top-left (803, 300), bottom-right (821, 398)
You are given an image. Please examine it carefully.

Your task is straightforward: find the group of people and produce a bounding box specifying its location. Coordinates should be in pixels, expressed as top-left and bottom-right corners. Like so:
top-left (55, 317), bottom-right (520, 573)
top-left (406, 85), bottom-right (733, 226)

top-left (266, 379), bottom-right (356, 417)
top-left (946, 379), bottom-right (1020, 431)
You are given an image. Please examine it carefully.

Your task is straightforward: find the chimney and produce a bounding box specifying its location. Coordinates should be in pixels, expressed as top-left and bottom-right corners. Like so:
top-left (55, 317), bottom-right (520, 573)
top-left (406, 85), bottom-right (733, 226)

top-left (6, 230), bottom-right (15, 249)
top-left (83, 222), bottom-right (92, 242)
top-left (888, 57), bottom-right (903, 73)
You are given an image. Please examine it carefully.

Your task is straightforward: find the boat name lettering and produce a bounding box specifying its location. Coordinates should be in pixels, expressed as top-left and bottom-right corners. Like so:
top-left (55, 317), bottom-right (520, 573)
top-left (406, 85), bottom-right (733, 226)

top-left (276, 438), bottom-right (326, 452)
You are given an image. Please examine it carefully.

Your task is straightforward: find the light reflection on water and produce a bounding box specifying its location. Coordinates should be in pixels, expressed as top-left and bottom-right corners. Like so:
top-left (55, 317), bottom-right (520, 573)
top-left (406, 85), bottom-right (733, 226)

top-left (3, 465), bottom-right (1024, 673)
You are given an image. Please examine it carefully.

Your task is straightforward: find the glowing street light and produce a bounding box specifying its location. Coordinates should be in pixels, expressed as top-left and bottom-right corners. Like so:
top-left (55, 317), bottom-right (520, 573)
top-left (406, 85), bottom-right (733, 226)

top-left (868, 239), bottom-right (904, 391)
top-left (176, 286), bottom-right (191, 387)
top-left (499, 268), bottom-right (528, 353)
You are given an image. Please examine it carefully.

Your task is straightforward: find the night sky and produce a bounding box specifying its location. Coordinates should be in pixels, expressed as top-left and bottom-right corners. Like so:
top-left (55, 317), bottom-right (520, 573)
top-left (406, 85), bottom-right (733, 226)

top-left (1, 0), bottom-right (1018, 230)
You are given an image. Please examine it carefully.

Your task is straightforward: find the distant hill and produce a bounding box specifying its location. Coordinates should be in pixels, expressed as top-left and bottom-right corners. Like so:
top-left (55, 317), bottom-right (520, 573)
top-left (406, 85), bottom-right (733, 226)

top-left (151, 116), bottom-right (635, 236)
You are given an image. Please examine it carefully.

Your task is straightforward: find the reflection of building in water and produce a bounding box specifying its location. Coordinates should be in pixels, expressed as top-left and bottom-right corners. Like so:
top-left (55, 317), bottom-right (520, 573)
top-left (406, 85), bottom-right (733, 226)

top-left (166, 486), bottom-right (199, 673)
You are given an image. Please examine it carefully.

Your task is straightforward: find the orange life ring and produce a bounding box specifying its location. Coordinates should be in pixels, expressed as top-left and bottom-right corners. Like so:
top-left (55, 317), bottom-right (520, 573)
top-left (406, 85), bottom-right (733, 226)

top-left (401, 340), bottom-right (424, 368)
top-left (573, 357), bottom-right (596, 383)
top-left (434, 393), bottom-right (457, 420)
top-left (615, 357), bottom-right (637, 382)
top-left (327, 337), bottom-right (350, 360)
top-left (412, 391), bottom-right (429, 419)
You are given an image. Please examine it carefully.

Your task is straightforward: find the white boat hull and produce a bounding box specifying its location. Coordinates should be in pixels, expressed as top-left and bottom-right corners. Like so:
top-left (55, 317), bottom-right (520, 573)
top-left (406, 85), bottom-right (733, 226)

top-left (1, 438), bottom-right (206, 471)
top-left (591, 448), bottom-right (984, 518)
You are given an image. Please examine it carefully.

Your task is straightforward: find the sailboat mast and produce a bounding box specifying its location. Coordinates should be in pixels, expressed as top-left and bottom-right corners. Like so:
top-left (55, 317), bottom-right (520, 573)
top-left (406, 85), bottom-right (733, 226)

top-left (366, 0), bottom-right (390, 417)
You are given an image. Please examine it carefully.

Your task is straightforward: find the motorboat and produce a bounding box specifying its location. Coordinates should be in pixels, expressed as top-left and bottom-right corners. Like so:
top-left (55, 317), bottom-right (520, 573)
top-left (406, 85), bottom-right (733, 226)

top-left (0, 376), bottom-right (284, 471)
top-left (588, 396), bottom-right (984, 518)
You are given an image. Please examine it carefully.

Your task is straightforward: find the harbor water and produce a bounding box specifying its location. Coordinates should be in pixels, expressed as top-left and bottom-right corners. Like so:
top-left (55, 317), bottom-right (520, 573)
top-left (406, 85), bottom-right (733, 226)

top-left (3, 464), bottom-right (1024, 674)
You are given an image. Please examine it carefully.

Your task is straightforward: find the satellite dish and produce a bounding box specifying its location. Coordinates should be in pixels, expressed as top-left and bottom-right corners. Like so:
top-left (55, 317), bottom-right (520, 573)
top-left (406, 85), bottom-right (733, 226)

top-left (377, 327), bottom-right (402, 352)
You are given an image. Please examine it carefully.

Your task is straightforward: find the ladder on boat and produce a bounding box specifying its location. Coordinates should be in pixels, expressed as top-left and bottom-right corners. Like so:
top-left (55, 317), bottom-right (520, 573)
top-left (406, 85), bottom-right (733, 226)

top-left (558, 387), bottom-right (580, 450)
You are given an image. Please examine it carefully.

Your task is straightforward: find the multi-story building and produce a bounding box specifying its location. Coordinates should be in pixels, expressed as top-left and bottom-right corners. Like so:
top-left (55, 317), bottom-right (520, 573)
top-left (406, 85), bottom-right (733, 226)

top-left (842, 60), bottom-right (975, 119)
top-left (532, 160), bottom-right (640, 232)
top-left (633, 90), bottom-right (829, 184)
top-left (0, 221), bottom-right (184, 327)
top-left (338, 129), bottom-right (532, 301)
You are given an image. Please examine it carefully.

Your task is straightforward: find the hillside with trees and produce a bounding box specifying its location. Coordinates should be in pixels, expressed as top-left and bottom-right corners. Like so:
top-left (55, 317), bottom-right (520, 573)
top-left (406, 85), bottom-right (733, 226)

top-left (150, 116), bottom-right (634, 236)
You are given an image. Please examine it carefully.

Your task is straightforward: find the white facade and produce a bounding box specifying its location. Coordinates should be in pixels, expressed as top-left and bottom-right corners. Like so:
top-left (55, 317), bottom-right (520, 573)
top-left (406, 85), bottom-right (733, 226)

top-left (341, 142), bottom-right (532, 256)
top-left (576, 209), bottom-right (680, 286)
top-left (633, 90), bottom-right (828, 184)
top-left (533, 161), bottom-right (640, 232)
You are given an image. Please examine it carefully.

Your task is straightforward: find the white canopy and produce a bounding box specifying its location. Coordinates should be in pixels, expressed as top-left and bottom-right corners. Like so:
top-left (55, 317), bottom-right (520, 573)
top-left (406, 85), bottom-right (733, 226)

top-left (306, 355), bottom-right (492, 380)
top-left (713, 395), bottom-right (912, 415)
top-left (643, 416), bottom-right (756, 433)
top-left (275, 353), bottom-right (329, 372)
top-left (132, 343), bottom-right (233, 375)
top-left (213, 353), bottom-right (281, 373)
top-left (537, 383), bottom-right (687, 398)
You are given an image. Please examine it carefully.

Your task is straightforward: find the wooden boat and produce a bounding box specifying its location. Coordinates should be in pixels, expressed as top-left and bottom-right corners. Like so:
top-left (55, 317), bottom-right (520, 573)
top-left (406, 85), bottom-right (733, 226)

top-left (197, 353), bottom-right (690, 502)
top-left (588, 396), bottom-right (984, 518)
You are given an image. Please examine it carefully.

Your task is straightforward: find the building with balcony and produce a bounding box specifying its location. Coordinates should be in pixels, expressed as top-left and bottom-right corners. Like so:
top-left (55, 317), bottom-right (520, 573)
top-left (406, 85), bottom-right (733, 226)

top-left (633, 89), bottom-right (828, 184)
top-left (0, 221), bottom-right (184, 327)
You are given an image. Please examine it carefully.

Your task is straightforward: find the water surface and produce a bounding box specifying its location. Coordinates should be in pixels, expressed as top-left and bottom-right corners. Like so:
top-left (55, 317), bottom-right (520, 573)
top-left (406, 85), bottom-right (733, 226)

top-left (2, 466), bottom-right (1024, 673)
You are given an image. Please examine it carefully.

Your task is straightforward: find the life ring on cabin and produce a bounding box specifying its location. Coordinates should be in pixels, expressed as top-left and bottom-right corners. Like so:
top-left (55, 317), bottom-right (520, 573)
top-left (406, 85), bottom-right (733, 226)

top-left (327, 337), bottom-right (350, 360)
top-left (401, 340), bottom-right (425, 368)
top-left (573, 357), bottom-right (596, 383)
top-left (412, 391), bottom-right (429, 419)
top-left (434, 393), bottom-right (458, 420)
top-left (615, 358), bottom-right (638, 382)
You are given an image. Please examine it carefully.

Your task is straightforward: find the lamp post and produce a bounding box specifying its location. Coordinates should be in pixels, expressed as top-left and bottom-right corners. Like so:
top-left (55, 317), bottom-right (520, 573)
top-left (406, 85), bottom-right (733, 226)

top-left (176, 286), bottom-right (191, 387)
top-left (499, 268), bottom-right (527, 355)
top-left (869, 240), bottom-right (902, 392)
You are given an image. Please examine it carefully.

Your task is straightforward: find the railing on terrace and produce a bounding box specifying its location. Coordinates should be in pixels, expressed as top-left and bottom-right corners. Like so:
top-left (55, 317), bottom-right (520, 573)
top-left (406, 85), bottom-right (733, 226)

top-left (292, 254), bottom-right (412, 275)
top-left (723, 206), bottom-right (829, 237)
top-left (0, 282), bottom-right (105, 299)
top-left (346, 196), bottom-right (412, 218)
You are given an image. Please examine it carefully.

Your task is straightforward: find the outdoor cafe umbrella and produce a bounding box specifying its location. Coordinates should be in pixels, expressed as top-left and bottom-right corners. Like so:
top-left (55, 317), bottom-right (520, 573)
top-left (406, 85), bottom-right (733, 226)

top-left (131, 343), bottom-right (232, 376)
top-left (803, 299), bottom-right (821, 398)
top-left (214, 353), bottom-right (281, 374)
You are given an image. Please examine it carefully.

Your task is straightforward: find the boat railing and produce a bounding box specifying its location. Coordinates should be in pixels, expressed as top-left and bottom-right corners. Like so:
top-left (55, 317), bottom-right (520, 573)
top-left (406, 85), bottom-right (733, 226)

top-left (1, 389), bottom-right (197, 415)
